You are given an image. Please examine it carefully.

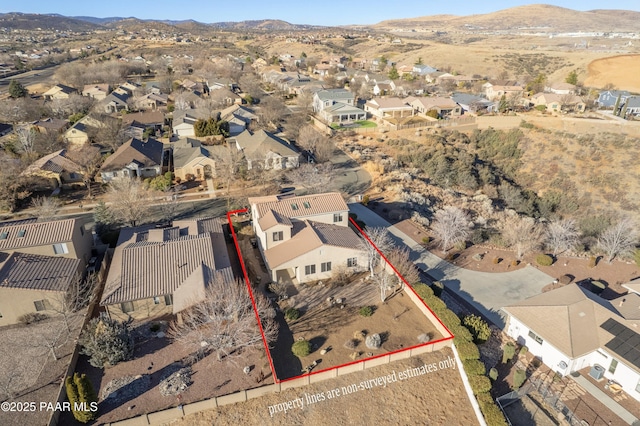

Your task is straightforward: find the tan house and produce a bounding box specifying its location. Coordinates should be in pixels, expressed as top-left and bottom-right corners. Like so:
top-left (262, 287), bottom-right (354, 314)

top-left (82, 84), bottom-right (110, 100)
top-left (172, 138), bottom-right (221, 181)
top-left (23, 149), bottom-right (84, 188)
top-left (232, 129), bottom-right (300, 170)
top-left (0, 252), bottom-right (83, 326)
top-left (248, 192), bottom-right (364, 284)
top-left (408, 96), bottom-right (462, 118)
top-left (99, 137), bottom-right (165, 182)
top-left (0, 217), bottom-right (92, 263)
top-left (364, 97), bottom-right (414, 121)
top-left (64, 115), bottom-right (104, 147)
top-left (43, 84), bottom-right (77, 100)
top-left (483, 83), bottom-right (524, 101)
top-left (530, 93), bottom-right (586, 113)
top-left (100, 217), bottom-right (234, 321)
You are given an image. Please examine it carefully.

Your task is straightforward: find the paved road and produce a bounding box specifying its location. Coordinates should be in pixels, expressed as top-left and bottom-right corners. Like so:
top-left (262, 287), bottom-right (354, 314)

top-left (327, 149), bottom-right (371, 196)
top-left (348, 203), bottom-right (553, 328)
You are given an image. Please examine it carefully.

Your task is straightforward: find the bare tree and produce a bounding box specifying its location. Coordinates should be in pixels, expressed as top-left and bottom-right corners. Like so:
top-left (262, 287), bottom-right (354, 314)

top-left (87, 114), bottom-right (126, 151)
top-left (169, 273), bottom-right (278, 362)
top-left (296, 125), bottom-right (334, 162)
top-left (546, 219), bottom-right (579, 255)
top-left (31, 327), bottom-right (67, 361)
top-left (67, 145), bottom-right (102, 198)
top-left (105, 177), bottom-right (152, 226)
top-left (287, 163), bottom-right (334, 194)
top-left (257, 96), bottom-right (287, 129)
top-left (431, 206), bottom-right (470, 253)
top-left (502, 216), bottom-right (545, 260)
top-left (372, 268), bottom-right (396, 303)
top-left (48, 94), bottom-right (93, 118)
top-left (0, 152), bottom-right (32, 212)
top-left (598, 216), bottom-right (639, 263)
top-left (51, 273), bottom-right (99, 336)
top-left (173, 93), bottom-right (192, 111)
top-left (30, 196), bottom-right (61, 221)
top-left (386, 246), bottom-right (419, 289)
top-left (14, 126), bottom-right (36, 156)
top-left (358, 226), bottom-right (394, 278)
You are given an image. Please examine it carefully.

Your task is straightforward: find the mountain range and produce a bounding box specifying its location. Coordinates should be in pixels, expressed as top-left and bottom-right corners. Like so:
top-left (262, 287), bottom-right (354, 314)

top-left (1, 5), bottom-right (640, 33)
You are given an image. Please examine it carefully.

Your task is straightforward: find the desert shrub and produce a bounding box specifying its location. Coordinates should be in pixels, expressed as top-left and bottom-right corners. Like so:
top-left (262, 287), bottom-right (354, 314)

top-left (520, 346), bottom-right (528, 356)
top-left (353, 330), bottom-right (366, 339)
top-left (79, 318), bottom-right (134, 368)
top-left (417, 333), bottom-right (432, 343)
top-left (468, 374), bottom-right (492, 394)
top-left (67, 373), bottom-right (97, 423)
top-left (412, 283), bottom-right (434, 300)
top-left (535, 105), bottom-right (546, 112)
top-left (502, 343), bottom-right (516, 364)
top-left (284, 308), bottom-right (300, 321)
top-left (344, 339), bottom-right (358, 350)
top-left (432, 281), bottom-right (444, 297)
top-left (634, 249), bottom-right (640, 267)
top-left (513, 369), bottom-right (527, 390)
top-left (359, 306), bottom-right (373, 317)
top-left (492, 257), bottom-right (501, 264)
top-left (489, 368), bottom-right (498, 381)
top-left (362, 194), bottom-right (370, 205)
top-left (558, 275), bottom-right (572, 285)
top-left (510, 259), bottom-right (518, 267)
top-left (18, 312), bottom-right (48, 325)
top-left (450, 324), bottom-right (474, 344)
top-left (292, 340), bottom-right (311, 358)
top-left (590, 280), bottom-right (606, 295)
top-left (536, 254), bottom-right (553, 266)
top-left (349, 351), bottom-right (360, 360)
top-left (477, 393), bottom-right (508, 426)
top-left (531, 357), bottom-right (542, 368)
top-left (422, 236), bottom-right (431, 244)
top-left (365, 333), bottom-right (381, 349)
top-left (588, 255), bottom-right (597, 268)
top-left (463, 359), bottom-right (486, 376)
top-left (463, 314), bottom-right (491, 344)
top-left (454, 241), bottom-right (467, 251)
top-left (457, 341), bottom-right (480, 361)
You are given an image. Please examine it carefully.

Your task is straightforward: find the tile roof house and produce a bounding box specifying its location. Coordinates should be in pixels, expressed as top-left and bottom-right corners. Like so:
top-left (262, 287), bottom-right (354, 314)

top-left (220, 104), bottom-right (258, 136)
top-left (596, 90), bottom-right (630, 108)
top-left (172, 108), bottom-right (211, 137)
top-left (530, 93), bottom-right (586, 113)
top-left (407, 96), bottom-right (462, 118)
top-left (23, 149), bottom-right (85, 188)
top-left (248, 192), bottom-right (364, 284)
top-left (99, 137), bottom-right (165, 182)
top-left (483, 83), bottom-right (525, 101)
top-left (545, 82), bottom-right (577, 95)
top-left (451, 92), bottom-right (496, 114)
top-left (64, 115), bottom-right (104, 147)
top-left (82, 84), bottom-right (111, 100)
top-left (364, 97), bottom-right (414, 120)
top-left (31, 118), bottom-right (69, 135)
top-left (102, 91), bottom-right (130, 114)
top-left (503, 284), bottom-right (640, 402)
top-left (0, 253), bottom-right (83, 326)
top-left (172, 138), bottom-right (226, 181)
top-left (619, 96), bottom-right (640, 118)
top-left (100, 217), bottom-right (234, 320)
top-left (232, 129), bottom-right (300, 170)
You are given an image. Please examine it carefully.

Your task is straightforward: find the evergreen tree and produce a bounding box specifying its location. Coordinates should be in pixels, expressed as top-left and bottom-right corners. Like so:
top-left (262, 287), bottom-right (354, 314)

top-left (565, 70), bottom-right (578, 85)
top-left (388, 66), bottom-right (400, 80)
top-left (79, 317), bottom-right (134, 367)
top-left (72, 373), bottom-right (98, 423)
top-left (8, 79), bottom-right (27, 98)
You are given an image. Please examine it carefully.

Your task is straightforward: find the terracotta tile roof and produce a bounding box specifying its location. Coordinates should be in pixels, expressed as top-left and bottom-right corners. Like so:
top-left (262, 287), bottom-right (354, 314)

top-left (249, 192), bottom-right (348, 222)
top-left (100, 217), bottom-right (233, 308)
top-left (264, 220), bottom-right (362, 268)
top-left (0, 252), bottom-right (81, 292)
top-left (258, 209), bottom-right (293, 231)
top-left (0, 218), bottom-right (78, 251)
top-left (24, 149), bottom-right (81, 175)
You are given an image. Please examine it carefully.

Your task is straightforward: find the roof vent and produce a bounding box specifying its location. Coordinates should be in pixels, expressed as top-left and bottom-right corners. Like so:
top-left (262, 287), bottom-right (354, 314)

top-left (578, 312), bottom-right (586, 317)
top-left (619, 298), bottom-right (626, 307)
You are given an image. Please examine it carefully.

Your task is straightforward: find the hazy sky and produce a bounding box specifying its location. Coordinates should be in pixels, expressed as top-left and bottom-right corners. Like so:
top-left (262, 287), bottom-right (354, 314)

top-left (2, 1), bottom-right (639, 26)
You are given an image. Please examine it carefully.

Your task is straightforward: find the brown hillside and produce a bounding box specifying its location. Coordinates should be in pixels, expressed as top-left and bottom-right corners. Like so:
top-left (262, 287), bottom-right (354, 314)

top-left (585, 55), bottom-right (640, 92)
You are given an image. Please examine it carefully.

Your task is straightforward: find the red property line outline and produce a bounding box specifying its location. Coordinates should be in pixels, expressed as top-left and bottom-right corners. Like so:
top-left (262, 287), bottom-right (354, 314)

top-left (226, 209), bottom-right (453, 384)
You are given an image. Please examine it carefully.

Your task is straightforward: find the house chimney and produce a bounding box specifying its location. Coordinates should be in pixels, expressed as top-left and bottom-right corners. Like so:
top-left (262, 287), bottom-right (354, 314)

top-left (619, 298), bottom-right (626, 307)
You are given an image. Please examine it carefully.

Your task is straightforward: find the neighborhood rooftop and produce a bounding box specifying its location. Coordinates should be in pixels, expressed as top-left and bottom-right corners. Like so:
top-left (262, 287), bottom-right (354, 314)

top-left (0, 252), bottom-right (81, 292)
top-left (249, 192), bottom-right (348, 220)
top-left (0, 218), bottom-right (79, 250)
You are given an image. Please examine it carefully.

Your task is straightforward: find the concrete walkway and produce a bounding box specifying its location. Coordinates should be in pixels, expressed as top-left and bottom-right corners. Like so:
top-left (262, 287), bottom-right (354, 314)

top-left (349, 203), bottom-right (553, 328)
top-left (571, 375), bottom-right (639, 425)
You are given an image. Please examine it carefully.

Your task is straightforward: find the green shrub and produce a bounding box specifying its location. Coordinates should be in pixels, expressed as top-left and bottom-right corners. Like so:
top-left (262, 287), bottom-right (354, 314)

top-left (463, 314), bottom-right (491, 344)
top-left (468, 374), bottom-right (492, 394)
top-left (489, 368), bottom-right (498, 381)
top-left (65, 377), bottom-right (80, 420)
top-left (437, 309), bottom-right (462, 329)
top-left (513, 369), bottom-right (526, 390)
top-left (78, 318), bottom-right (134, 368)
top-left (424, 295), bottom-right (447, 312)
top-left (292, 340), bottom-right (311, 358)
top-left (284, 308), bottom-right (300, 321)
top-left (536, 254), bottom-right (553, 266)
top-left (359, 306), bottom-right (373, 317)
top-left (453, 241), bottom-right (467, 251)
top-left (432, 281), bottom-right (444, 297)
top-left (18, 312), bottom-right (48, 325)
top-left (477, 393), bottom-right (508, 426)
top-left (362, 194), bottom-right (370, 205)
top-left (463, 359), bottom-right (486, 376)
top-left (457, 341), bottom-right (480, 361)
top-left (502, 343), bottom-right (516, 364)
top-left (450, 324), bottom-right (473, 344)
top-left (66, 373), bottom-right (97, 423)
top-left (422, 236), bottom-right (431, 244)
top-left (519, 346), bottom-right (528, 356)
top-left (412, 283), bottom-right (434, 300)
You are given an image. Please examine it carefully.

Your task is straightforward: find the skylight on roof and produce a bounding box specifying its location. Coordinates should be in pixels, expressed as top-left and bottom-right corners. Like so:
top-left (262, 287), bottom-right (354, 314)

top-left (0, 232), bottom-right (7, 240)
top-left (291, 203), bottom-right (299, 210)
top-left (17, 230), bottom-right (26, 238)
top-left (303, 201), bottom-right (311, 209)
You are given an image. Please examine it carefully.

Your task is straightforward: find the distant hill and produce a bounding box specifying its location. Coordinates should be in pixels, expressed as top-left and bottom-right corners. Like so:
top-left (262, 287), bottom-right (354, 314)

top-left (373, 4), bottom-right (640, 33)
top-left (72, 16), bottom-right (131, 25)
top-left (0, 12), bottom-right (99, 31)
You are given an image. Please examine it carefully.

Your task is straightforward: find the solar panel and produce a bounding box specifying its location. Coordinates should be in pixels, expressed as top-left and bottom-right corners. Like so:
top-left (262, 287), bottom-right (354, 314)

top-left (601, 319), bottom-right (640, 370)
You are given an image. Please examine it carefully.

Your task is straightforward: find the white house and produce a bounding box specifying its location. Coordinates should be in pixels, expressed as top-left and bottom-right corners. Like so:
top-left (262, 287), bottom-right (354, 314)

top-left (248, 192), bottom-right (364, 284)
top-left (503, 284), bottom-right (640, 402)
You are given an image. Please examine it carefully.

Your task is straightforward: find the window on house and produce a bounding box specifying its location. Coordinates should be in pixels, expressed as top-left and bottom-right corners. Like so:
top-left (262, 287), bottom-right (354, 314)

top-left (53, 243), bottom-right (69, 255)
top-left (305, 264), bottom-right (316, 275)
top-left (164, 295), bottom-right (173, 305)
top-left (303, 201), bottom-right (311, 209)
top-left (0, 232), bottom-right (8, 240)
top-left (291, 203), bottom-right (299, 210)
top-left (69, 173), bottom-right (77, 179)
top-left (153, 297), bottom-right (161, 305)
top-left (347, 257), bottom-right (358, 267)
top-left (17, 230), bottom-right (26, 238)
top-left (121, 301), bottom-right (135, 313)
top-left (333, 213), bottom-right (343, 223)
top-left (34, 299), bottom-right (50, 311)
top-left (273, 231), bottom-right (284, 242)
top-left (609, 358), bottom-right (618, 374)
top-left (528, 330), bottom-right (543, 345)
top-left (321, 262), bottom-right (332, 273)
